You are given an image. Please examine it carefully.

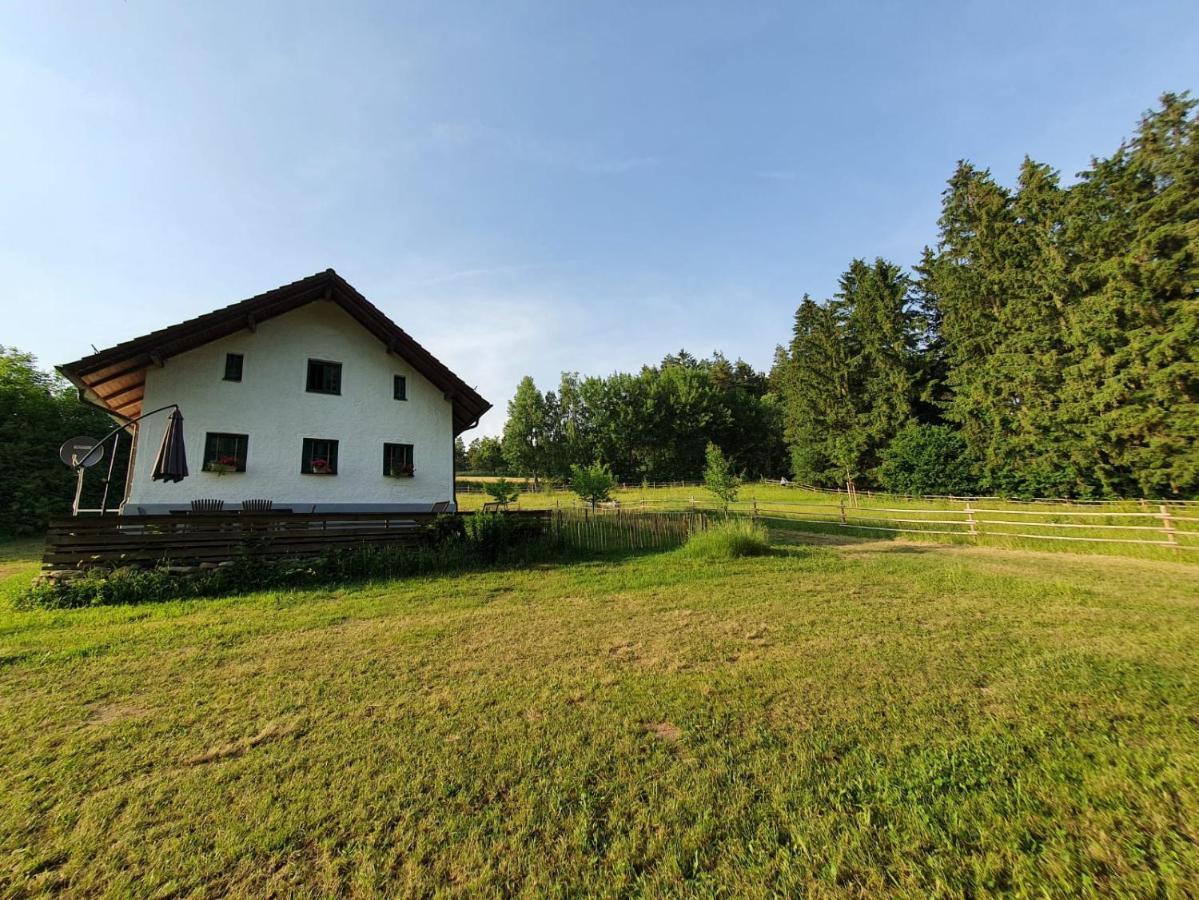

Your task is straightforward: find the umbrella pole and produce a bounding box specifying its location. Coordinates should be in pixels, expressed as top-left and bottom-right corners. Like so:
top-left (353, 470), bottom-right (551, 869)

top-left (72, 467), bottom-right (85, 517)
top-left (73, 404), bottom-right (179, 471)
top-left (98, 429), bottom-right (121, 516)
top-left (70, 404), bottom-right (181, 516)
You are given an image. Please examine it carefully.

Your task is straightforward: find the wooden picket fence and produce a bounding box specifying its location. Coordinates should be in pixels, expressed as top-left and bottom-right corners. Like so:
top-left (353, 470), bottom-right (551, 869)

top-left (551, 507), bottom-right (707, 553)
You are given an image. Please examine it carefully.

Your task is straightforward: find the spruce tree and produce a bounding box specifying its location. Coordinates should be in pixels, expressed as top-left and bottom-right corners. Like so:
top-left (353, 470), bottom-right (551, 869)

top-left (1064, 93), bottom-right (1198, 497)
top-left (780, 297), bottom-right (861, 486)
top-left (839, 257), bottom-right (918, 478)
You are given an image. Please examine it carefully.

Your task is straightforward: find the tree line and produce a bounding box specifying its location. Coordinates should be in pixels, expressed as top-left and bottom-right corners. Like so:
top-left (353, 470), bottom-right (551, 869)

top-left (463, 352), bottom-right (787, 485)
top-left (486, 93), bottom-right (1196, 499)
top-left (0, 348), bottom-right (126, 535)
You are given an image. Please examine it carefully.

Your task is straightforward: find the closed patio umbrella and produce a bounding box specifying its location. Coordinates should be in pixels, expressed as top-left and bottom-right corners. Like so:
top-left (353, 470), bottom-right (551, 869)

top-left (151, 408), bottom-right (189, 483)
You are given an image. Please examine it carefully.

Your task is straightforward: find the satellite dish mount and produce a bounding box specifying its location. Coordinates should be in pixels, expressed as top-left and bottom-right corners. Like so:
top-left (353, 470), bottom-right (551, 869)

top-left (59, 404), bottom-right (184, 517)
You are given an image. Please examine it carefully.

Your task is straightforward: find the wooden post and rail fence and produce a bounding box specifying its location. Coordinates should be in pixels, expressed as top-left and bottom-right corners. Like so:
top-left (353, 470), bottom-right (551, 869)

top-left (539, 493), bottom-right (1199, 554)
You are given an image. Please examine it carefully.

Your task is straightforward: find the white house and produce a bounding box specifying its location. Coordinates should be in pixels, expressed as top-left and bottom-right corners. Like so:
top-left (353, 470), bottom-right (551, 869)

top-left (58, 270), bottom-right (490, 514)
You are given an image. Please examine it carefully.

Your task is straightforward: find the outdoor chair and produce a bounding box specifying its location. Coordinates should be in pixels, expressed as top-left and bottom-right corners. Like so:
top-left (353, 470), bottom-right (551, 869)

top-left (430, 501), bottom-right (451, 514)
top-left (190, 499), bottom-right (225, 513)
top-left (240, 499), bottom-right (274, 512)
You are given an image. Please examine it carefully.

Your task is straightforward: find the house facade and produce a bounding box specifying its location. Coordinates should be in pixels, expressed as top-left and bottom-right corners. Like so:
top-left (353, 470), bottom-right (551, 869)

top-left (58, 270), bottom-right (490, 514)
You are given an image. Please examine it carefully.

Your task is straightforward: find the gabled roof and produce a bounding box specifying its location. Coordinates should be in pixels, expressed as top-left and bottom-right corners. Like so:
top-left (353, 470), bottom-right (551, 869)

top-left (57, 269), bottom-right (490, 435)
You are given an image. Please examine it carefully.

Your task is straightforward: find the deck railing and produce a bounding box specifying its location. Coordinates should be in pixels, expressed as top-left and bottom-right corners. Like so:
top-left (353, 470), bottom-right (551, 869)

top-left (42, 510), bottom-right (550, 573)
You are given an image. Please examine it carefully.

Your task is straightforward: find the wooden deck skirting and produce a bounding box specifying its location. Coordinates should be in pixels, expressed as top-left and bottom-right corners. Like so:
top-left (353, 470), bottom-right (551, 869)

top-left (42, 511), bottom-right (550, 573)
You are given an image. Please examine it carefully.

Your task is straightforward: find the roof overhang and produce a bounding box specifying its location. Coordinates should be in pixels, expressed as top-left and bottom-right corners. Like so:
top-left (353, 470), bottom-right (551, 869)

top-left (57, 269), bottom-right (491, 435)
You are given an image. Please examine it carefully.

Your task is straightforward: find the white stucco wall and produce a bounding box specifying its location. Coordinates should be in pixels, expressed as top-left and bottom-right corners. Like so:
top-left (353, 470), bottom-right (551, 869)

top-left (124, 301), bottom-right (457, 513)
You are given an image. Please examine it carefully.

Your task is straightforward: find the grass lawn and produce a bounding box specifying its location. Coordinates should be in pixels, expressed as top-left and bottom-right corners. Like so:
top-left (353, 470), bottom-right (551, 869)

top-left (2, 533), bottom-right (1198, 895)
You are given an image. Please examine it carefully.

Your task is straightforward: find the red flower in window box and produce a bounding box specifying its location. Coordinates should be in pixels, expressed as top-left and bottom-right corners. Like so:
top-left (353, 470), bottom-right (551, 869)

top-left (310, 457), bottom-right (333, 474)
top-left (205, 454), bottom-right (240, 475)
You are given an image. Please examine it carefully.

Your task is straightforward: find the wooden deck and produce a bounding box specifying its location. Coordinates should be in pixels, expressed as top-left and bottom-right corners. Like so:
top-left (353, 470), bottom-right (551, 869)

top-left (42, 510), bottom-right (550, 573)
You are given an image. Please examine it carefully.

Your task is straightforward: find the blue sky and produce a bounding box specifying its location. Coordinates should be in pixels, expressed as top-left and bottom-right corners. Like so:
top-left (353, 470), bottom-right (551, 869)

top-left (3, 1), bottom-right (1195, 436)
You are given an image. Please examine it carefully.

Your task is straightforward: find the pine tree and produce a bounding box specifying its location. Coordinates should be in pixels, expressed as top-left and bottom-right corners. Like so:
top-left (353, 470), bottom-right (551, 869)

top-left (922, 162), bottom-right (1018, 492)
top-left (779, 259), bottom-right (919, 489)
top-left (1064, 93), bottom-right (1199, 497)
top-left (780, 297), bottom-right (860, 486)
top-left (839, 258), bottom-right (918, 478)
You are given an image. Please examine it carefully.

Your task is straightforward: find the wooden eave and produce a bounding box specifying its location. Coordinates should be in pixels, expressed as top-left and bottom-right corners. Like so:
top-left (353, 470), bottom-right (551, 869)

top-left (57, 269), bottom-right (491, 434)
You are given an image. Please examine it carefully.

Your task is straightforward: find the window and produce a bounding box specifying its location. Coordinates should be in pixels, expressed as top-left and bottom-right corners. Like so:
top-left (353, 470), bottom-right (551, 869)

top-left (223, 353), bottom-right (244, 382)
top-left (203, 433), bottom-right (248, 472)
top-left (393, 374), bottom-right (407, 401)
top-left (384, 442), bottom-right (414, 477)
top-left (306, 359), bottom-right (342, 395)
top-left (301, 438), bottom-right (338, 474)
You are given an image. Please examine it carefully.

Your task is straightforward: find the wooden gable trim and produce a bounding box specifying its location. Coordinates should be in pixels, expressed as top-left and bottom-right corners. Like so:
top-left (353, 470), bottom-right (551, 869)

top-left (58, 269), bottom-right (491, 434)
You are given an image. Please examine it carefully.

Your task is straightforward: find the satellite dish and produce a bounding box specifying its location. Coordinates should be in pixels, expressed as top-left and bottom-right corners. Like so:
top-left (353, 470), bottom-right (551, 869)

top-left (60, 436), bottom-right (103, 469)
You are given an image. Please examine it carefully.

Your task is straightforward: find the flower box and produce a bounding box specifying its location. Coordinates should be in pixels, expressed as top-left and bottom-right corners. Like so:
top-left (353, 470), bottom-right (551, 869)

top-left (388, 465), bottom-right (415, 478)
top-left (308, 458), bottom-right (335, 475)
top-left (203, 455), bottom-right (241, 475)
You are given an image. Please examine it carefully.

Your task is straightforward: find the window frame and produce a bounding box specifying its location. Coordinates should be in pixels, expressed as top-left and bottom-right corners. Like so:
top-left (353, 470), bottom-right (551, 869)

top-left (393, 374), bottom-right (407, 401)
top-left (301, 438), bottom-right (339, 475)
top-left (223, 353), bottom-right (244, 382)
top-left (306, 359), bottom-right (343, 395)
top-left (202, 432), bottom-right (249, 473)
top-left (383, 442), bottom-right (415, 477)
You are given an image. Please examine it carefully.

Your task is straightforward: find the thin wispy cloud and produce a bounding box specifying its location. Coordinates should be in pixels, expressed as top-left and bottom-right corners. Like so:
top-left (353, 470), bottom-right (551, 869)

top-left (576, 156), bottom-right (659, 175)
top-left (415, 262), bottom-right (567, 287)
top-left (425, 120), bottom-right (659, 176)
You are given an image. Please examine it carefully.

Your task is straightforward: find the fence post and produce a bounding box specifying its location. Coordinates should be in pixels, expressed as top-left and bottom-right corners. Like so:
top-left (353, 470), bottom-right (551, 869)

top-left (965, 502), bottom-right (978, 538)
top-left (690, 497), bottom-right (696, 512)
top-left (752, 497), bottom-right (758, 521)
top-left (839, 495), bottom-right (846, 526)
top-left (1160, 504), bottom-right (1179, 550)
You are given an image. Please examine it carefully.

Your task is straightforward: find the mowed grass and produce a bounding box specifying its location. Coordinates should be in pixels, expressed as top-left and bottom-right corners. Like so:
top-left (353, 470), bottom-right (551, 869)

top-left (2, 534), bottom-right (1199, 895)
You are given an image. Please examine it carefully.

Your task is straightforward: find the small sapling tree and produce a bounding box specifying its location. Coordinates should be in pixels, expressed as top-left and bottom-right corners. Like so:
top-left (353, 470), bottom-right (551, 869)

top-left (570, 462), bottom-right (616, 510)
top-left (703, 442), bottom-right (741, 513)
top-left (483, 478), bottom-right (520, 507)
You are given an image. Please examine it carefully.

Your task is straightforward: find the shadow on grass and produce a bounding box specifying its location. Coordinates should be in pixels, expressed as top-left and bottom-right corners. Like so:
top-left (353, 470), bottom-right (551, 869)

top-left (764, 519), bottom-right (971, 551)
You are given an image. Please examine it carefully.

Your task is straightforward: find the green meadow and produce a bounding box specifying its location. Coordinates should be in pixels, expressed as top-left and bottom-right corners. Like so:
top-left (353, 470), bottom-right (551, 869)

top-left (2, 530), bottom-right (1198, 895)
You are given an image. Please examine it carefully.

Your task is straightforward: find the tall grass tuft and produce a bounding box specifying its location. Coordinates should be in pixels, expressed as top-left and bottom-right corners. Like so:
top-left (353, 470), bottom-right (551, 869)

top-left (679, 518), bottom-right (771, 559)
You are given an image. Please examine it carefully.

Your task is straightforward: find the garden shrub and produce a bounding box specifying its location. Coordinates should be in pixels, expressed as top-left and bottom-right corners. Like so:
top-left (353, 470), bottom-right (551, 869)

top-left (463, 512), bottom-right (546, 562)
top-left (876, 424), bottom-right (978, 496)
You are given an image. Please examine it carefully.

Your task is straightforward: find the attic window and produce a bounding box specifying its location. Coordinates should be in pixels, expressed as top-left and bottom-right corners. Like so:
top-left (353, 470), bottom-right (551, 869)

top-left (306, 359), bottom-right (342, 395)
top-left (393, 375), bottom-right (407, 401)
top-left (224, 353), bottom-right (244, 382)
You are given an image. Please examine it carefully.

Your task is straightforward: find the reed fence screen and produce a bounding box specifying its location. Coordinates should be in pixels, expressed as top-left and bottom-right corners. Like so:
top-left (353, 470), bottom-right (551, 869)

top-left (551, 508), bottom-right (708, 553)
